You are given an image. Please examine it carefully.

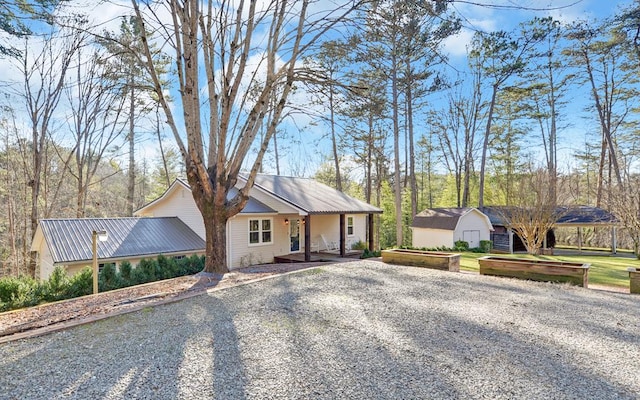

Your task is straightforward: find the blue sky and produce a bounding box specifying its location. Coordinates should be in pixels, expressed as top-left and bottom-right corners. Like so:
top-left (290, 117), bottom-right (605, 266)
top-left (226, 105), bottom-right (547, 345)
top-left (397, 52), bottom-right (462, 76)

top-left (0, 0), bottom-right (635, 179)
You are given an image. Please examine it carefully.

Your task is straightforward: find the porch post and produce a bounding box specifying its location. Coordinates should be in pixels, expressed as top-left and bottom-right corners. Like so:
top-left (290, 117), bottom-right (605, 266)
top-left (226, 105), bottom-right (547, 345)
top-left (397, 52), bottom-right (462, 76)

top-left (508, 229), bottom-right (514, 254)
top-left (578, 227), bottom-right (583, 252)
top-left (304, 215), bottom-right (311, 262)
top-left (340, 214), bottom-right (346, 257)
top-left (368, 213), bottom-right (374, 251)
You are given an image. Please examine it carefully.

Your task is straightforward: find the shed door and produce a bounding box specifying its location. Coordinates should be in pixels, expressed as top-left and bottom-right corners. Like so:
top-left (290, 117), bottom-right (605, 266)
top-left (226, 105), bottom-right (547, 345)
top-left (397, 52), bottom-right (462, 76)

top-left (463, 230), bottom-right (480, 248)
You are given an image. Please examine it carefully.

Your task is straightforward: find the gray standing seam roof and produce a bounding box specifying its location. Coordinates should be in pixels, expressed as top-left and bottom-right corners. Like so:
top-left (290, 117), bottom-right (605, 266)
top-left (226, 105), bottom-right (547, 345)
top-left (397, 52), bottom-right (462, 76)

top-left (40, 217), bottom-right (205, 264)
top-left (247, 174), bottom-right (382, 214)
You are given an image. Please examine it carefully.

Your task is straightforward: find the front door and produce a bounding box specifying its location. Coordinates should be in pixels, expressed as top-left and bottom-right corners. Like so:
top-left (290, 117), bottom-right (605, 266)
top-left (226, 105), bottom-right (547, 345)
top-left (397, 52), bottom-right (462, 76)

top-left (290, 219), bottom-right (301, 253)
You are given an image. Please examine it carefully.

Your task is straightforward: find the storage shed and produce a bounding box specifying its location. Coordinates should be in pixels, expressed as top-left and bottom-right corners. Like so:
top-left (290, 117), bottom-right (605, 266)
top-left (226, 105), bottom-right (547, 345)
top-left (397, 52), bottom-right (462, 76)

top-left (411, 208), bottom-right (493, 249)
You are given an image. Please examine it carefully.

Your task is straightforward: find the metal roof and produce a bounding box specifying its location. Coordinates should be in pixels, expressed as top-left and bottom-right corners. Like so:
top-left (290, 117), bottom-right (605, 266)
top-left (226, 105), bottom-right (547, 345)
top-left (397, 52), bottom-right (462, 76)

top-left (228, 186), bottom-right (277, 214)
top-left (39, 217), bottom-right (205, 264)
top-left (245, 174), bottom-right (383, 214)
top-left (411, 208), bottom-right (473, 230)
top-left (481, 206), bottom-right (618, 226)
top-left (556, 206), bottom-right (619, 225)
top-left (135, 178), bottom-right (276, 215)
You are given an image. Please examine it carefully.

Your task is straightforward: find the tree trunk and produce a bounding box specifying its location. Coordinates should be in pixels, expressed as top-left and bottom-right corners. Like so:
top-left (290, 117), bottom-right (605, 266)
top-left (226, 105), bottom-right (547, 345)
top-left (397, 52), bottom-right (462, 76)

top-left (202, 204), bottom-right (228, 276)
top-left (127, 83), bottom-right (136, 216)
top-left (406, 69), bottom-right (417, 219)
top-left (365, 113), bottom-right (373, 204)
top-left (329, 82), bottom-right (342, 191)
top-left (392, 47), bottom-right (402, 246)
top-left (478, 84), bottom-right (498, 209)
top-left (156, 107), bottom-right (171, 187)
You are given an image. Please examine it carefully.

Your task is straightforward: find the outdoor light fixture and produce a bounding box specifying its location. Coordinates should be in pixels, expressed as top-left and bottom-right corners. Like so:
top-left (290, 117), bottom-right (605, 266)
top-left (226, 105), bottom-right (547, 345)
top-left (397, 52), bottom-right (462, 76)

top-left (92, 230), bottom-right (108, 295)
top-left (284, 219), bottom-right (289, 225)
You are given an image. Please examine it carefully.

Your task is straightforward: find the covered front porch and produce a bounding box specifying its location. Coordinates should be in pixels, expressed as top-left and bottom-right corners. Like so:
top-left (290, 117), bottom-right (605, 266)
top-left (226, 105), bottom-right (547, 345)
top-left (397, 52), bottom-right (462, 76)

top-left (278, 212), bottom-right (378, 263)
top-left (273, 250), bottom-right (363, 264)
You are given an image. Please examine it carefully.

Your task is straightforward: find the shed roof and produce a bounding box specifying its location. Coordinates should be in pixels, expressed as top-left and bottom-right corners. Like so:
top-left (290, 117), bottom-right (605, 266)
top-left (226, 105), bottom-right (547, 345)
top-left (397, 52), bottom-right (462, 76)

top-left (412, 207), bottom-right (484, 230)
top-left (243, 174), bottom-right (383, 214)
top-left (481, 205), bottom-right (618, 226)
top-left (37, 217), bottom-right (205, 264)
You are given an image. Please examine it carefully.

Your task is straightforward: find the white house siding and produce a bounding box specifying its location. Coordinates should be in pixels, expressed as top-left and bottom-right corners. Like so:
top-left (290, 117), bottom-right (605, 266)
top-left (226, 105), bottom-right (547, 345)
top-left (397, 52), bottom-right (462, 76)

top-left (310, 214), bottom-right (367, 250)
top-left (38, 241), bottom-right (56, 280)
top-left (63, 250), bottom-right (206, 278)
top-left (137, 186), bottom-right (205, 239)
top-left (453, 211), bottom-right (491, 248)
top-left (228, 214), bottom-right (291, 268)
top-left (351, 215), bottom-right (367, 246)
top-left (412, 228), bottom-right (455, 249)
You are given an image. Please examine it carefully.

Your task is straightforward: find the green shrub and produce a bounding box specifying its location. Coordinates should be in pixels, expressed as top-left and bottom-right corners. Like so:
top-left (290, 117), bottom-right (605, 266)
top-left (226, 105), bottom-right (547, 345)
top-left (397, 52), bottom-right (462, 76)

top-left (119, 261), bottom-right (132, 283)
top-left (351, 240), bottom-right (368, 251)
top-left (178, 255), bottom-right (204, 275)
top-left (99, 263), bottom-right (123, 292)
top-left (479, 240), bottom-right (492, 253)
top-left (0, 253), bottom-right (205, 312)
top-left (66, 267), bottom-right (92, 298)
top-left (0, 276), bottom-right (25, 304)
top-left (454, 240), bottom-right (469, 251)
top-left (131, 259), bottom-right (153, 285)
top-left (42, 266), bottom-right (70, 302)
top-left (361, 249), bottom-right (381, 259)
top-left (158, 255), bottom-right (179, 279)
top-left (0, 276), bottom-right (40, 311)
top-left (140, 258), bottom-right (153, 280)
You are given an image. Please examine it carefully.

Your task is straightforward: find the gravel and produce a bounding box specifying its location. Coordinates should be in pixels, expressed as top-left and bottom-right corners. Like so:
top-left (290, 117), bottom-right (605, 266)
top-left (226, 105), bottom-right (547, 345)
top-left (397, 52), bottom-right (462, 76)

top-left (1, 260), bottom-right (639, 399)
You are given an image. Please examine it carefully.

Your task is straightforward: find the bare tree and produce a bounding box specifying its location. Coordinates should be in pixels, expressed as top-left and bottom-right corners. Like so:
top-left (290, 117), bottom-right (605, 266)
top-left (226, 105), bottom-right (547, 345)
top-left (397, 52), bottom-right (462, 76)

top-left (65, 44), bottom-right (126, 217)
top-left (14, 28), bottom-right (82, 277)
top-left (132, 0), bottom-right (363, 274)
top-left (610, 178), bottom-right (640, 258)
top-left (497, 168), bottom-right (567, 255)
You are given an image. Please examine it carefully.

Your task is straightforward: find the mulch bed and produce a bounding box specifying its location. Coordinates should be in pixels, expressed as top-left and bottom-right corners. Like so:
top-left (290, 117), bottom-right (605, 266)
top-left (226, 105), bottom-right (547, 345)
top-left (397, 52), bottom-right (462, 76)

top-left (0, 262), bottom-right (323, 343)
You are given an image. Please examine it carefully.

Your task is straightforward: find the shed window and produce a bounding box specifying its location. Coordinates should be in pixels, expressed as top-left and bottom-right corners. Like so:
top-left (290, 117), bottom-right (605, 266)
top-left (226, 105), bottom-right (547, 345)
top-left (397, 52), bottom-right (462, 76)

top-left (249, 218), bottom-right (272, 245)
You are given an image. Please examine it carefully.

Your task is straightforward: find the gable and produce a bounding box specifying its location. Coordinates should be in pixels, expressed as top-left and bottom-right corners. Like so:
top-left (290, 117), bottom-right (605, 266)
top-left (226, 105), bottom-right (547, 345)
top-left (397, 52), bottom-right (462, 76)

top-left (412, 208), bottom-right (493, 232)
top-left (135, 178), bottom-right (277, 217)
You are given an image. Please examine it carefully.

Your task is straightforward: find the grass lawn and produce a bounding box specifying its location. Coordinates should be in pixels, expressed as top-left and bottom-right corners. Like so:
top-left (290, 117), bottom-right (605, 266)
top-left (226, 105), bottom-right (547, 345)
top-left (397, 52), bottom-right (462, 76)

top-left (458, 252), bottom-right (639, 289)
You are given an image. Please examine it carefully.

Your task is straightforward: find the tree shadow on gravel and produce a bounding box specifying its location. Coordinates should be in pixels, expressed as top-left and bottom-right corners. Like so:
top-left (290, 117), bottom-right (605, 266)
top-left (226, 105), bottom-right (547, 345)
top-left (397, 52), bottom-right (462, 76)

top-left (0, 290), bottom-right (251, 399)
top-left (236, 262), bottom-right (640, 399)
top-left (203, 295), bottom-right (249, 399)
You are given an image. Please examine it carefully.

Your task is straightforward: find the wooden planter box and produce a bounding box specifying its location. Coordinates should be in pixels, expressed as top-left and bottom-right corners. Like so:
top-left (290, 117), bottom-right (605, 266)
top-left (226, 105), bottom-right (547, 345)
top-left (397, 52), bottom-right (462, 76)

top-left (478, 256), bottom-right (590, 288)
top-left (381, 249), bottom-right (460, 272)
top-left (628, 267), bottom-right (640, 294)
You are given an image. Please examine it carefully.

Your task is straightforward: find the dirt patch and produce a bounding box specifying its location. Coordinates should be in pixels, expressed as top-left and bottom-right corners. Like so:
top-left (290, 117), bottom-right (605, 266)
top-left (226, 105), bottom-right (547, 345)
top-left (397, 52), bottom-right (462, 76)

top-left (0, 262), bottom-right (328, 343)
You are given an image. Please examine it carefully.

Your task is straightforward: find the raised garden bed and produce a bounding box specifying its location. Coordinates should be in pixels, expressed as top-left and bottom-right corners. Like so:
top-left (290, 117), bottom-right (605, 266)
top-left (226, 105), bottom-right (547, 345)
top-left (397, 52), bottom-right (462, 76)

top-left (381, 249), bottom-right (460, 272)
top-left (478, 256), bottom-right (590, 287)
top-left (628, 267), bottom-right (640, 294)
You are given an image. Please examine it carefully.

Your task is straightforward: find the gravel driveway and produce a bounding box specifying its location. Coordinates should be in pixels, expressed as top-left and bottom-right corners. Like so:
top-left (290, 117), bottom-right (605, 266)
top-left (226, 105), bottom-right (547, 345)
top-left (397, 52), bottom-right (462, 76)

top-left (1, 260), bottom-right (639, 399)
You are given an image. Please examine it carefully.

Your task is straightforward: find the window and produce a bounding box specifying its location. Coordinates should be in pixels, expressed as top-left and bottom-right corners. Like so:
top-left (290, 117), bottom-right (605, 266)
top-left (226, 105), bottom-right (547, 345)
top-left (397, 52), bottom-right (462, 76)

top-left (347, 216), bottom-right (354, 236)
top-left (249, 218), bottom-right (272, 245)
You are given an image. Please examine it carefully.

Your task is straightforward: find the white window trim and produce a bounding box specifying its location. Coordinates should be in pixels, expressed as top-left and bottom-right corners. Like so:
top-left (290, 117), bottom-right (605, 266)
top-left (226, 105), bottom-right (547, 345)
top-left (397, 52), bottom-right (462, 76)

top-left (347, 216), bottom-right (355, 237)
top-left (248, 217), bottom-right (273, 247)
